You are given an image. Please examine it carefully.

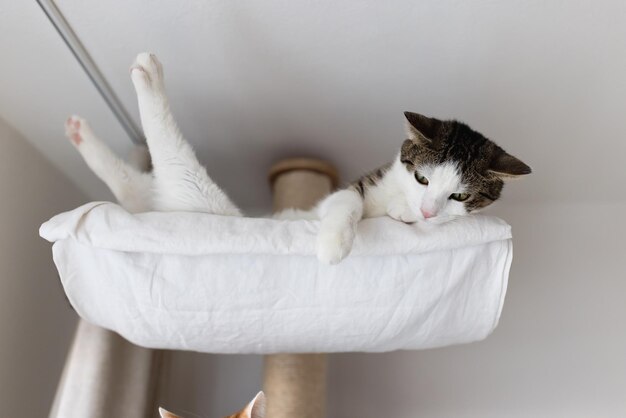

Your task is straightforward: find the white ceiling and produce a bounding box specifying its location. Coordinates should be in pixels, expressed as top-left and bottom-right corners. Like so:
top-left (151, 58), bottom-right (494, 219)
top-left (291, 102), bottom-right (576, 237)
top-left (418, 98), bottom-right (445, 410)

top-left (3, 1), bottom-right (626, 210)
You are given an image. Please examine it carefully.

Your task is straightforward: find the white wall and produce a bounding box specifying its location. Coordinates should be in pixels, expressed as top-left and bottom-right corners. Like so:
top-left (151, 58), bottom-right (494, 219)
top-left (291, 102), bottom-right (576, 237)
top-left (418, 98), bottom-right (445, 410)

top-left (5, 1), bottom-right (626, 209)
top-left (0, 117), bottom-right (85, 416)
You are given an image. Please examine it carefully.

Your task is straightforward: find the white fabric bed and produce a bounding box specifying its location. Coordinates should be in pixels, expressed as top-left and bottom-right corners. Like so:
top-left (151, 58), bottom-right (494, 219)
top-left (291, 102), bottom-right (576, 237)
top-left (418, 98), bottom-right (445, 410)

top-left (40, 202), bottom-right (513, 354)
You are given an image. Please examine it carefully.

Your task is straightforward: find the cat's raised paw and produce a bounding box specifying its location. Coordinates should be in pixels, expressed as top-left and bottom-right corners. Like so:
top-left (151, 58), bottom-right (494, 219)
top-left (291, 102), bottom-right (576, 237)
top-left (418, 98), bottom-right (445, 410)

top-left (64, 115), bottom-right (88, 146)
top-left (130, 52), bottom-right (164, 91)
top-left (316, 227), bottom-right (355, 265)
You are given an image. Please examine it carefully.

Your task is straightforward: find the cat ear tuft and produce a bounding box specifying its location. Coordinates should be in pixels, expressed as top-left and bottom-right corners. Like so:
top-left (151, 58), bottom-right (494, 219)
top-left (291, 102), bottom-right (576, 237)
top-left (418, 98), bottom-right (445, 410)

top-left (159, 407), bottom-right (183, 418)
top-left (489, 149), bottom-right (532, 179)
top-left (243, 391), bottom-right (266, 418)
top-left (404, 111), bottom-right (442, 143)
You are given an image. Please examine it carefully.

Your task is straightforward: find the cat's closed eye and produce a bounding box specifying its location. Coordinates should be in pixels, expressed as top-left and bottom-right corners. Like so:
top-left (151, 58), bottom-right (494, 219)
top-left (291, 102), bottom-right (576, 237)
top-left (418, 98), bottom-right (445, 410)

top-left (449, 193), bottom-right (470, 202)
top-left (415, 172), bottom-right (429, 185)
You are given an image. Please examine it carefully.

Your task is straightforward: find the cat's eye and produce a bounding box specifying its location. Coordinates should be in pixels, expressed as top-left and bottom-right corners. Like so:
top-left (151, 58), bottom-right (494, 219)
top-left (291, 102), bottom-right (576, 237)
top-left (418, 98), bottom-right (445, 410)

top-left (450, 193), bottom-right (470, 202)
top-left (415, 172), bottom-right (429, 185)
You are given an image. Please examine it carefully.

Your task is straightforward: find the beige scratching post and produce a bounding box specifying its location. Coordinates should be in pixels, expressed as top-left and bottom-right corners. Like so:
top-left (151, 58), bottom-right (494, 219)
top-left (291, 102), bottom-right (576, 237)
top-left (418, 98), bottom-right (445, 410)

top-left (265, 158), bottom-right (339, 418)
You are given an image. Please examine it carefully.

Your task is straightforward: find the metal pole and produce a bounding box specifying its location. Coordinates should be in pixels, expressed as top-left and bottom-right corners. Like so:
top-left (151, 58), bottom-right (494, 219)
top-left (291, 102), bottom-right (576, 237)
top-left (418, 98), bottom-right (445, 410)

top-left (36, 0), bottom-right (144, 144)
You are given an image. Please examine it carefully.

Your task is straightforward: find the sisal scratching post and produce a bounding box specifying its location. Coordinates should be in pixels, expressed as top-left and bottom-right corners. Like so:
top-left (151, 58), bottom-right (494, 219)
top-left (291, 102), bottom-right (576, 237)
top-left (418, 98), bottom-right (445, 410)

top-left (265, 158), bottom-right (338, 418)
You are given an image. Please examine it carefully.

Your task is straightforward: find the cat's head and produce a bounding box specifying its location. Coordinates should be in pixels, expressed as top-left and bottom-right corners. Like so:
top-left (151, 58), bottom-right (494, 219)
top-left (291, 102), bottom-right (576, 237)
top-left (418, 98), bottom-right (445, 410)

top-left (159, 391), bottom-right (265, 418)
top-left (399, 111), bottom-right (531, 223)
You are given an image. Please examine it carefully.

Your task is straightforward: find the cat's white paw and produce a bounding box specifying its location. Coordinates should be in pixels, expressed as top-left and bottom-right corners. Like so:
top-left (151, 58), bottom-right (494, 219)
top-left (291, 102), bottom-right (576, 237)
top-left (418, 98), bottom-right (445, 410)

top-left (387, 199), bottom-right (418, 223)
top-left (130, 52), bottom-right (164, 91)
top-left (64, 115), bottom-right (91, 147)
top-left (316, 227), bottom-right (355, 265)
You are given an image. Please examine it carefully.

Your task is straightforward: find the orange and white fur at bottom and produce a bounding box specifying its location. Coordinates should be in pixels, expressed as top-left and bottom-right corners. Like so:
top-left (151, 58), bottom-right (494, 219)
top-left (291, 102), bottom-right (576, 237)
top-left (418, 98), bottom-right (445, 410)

top-left (159, 391), bottom-right (265, 418)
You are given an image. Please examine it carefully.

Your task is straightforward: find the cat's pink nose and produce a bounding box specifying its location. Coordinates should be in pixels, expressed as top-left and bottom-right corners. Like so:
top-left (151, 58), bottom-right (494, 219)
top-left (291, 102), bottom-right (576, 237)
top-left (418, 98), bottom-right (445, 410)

top-left (421, 209), bottom-right (436, 219)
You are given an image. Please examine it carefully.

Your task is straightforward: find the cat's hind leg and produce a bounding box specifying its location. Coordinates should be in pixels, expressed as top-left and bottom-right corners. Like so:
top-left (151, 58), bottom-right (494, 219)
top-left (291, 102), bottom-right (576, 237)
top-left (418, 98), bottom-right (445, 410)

top-left (129, 52), bottom-right (241, 216)
top-left (65, 115), bottom-right (153, 213)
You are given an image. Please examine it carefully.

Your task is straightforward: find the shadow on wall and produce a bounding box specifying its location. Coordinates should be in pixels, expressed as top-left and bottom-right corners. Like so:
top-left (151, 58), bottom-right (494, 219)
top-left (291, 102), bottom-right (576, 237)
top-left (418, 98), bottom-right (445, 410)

top-left (0, 117), bottom-right (86, 416)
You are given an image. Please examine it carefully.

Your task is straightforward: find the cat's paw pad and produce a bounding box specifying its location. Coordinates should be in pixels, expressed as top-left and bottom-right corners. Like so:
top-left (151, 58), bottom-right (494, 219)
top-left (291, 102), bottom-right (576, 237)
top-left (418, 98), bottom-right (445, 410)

top-left (387, 200), bottom-right (418, 223)
top-left (130, 52), bottom-right (164, 90)
top-left (316, 228), bottom-right (355, 265)
top-left (64, 115), bottom-right (88, 146)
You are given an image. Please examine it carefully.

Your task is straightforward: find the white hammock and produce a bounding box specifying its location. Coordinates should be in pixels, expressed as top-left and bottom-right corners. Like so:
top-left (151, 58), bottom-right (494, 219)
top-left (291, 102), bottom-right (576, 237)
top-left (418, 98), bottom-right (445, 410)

top-left (40, 202), bottom-right (512, 354)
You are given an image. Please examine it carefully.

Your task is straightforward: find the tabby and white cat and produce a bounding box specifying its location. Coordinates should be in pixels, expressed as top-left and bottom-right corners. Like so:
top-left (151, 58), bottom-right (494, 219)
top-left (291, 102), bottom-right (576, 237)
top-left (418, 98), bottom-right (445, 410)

top-left (159, 391), bottom-right (265, 418)
top-left (65, 52), bottom-right (530, 264)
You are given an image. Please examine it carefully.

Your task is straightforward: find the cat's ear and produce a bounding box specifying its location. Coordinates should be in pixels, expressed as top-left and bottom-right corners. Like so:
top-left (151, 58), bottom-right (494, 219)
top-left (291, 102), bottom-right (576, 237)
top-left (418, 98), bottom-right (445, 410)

top-left (488, 149), bottom-right (532, 179)
top-left (159, 407), bottom-right (183, 418)
top-left (241, 391), bottom-right (266, 418)
top-left (404, 111), bottom-right (442, 143)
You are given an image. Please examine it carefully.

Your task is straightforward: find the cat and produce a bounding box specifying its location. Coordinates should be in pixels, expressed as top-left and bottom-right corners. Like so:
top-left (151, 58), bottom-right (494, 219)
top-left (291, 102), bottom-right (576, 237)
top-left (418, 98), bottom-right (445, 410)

top-left (159, 391), bottom-right (265, 418)
top-left (65, 52), bottom-right (530, 264)
top-left (314, 111), bottom-right (531, 263)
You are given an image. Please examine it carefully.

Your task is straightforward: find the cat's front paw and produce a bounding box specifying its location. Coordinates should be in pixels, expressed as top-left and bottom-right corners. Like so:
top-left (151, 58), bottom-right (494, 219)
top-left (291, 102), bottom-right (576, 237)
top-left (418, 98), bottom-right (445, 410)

top-left (64, 115), bottom-right (91, 147)
top-left (316, 227), bottom-right (355, 265)
top-left (387, 199), bottom-right (418, 223)
top-left (130, 52), bottom-right (164, 91)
